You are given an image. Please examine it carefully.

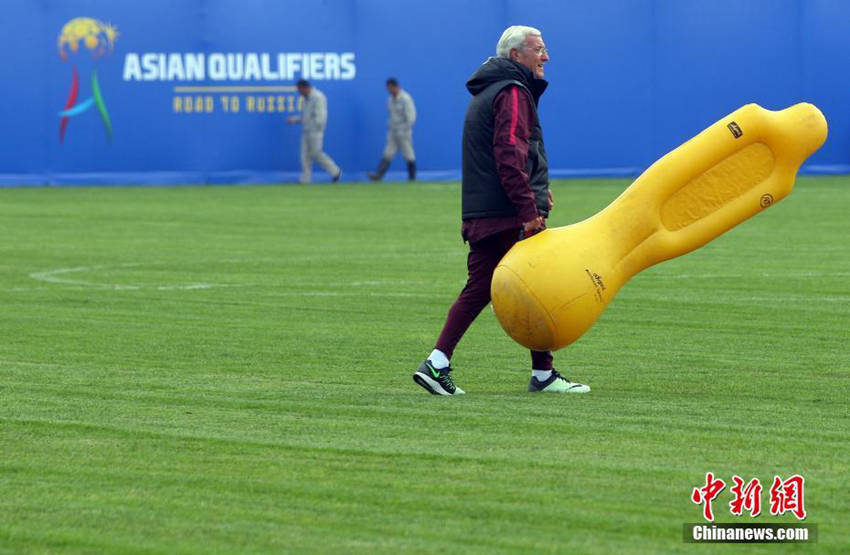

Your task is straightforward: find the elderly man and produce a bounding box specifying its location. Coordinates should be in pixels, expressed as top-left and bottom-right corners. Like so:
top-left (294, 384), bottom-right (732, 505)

top-left (413, 25), bottom-right (590, 396)
top-left (286, 79), bottom-right (341, 184)
top-left (367, 78), bottom-right (417, 182)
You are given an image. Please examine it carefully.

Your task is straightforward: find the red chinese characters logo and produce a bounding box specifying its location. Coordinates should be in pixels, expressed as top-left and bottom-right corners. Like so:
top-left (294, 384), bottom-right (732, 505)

top-left (769, 474), bottom-right (806, 520)
top-left (691, 472), bottom-right (726, 522)
top-left (692, 473), bottom-right (806, 521)
top-left (729, 475), bottom-right (763, 517)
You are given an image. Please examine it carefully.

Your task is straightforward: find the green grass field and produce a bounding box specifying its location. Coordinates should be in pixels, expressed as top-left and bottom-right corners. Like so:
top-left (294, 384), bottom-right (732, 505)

top-left (1, 177), bottom-right (848, 553)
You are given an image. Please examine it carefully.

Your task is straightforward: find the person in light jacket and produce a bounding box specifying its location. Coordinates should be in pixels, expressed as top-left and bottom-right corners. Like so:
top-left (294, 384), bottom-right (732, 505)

top-left (367, 78), bottom-right (417, 182)
top-left (287, 79), bottom-right (341, 184)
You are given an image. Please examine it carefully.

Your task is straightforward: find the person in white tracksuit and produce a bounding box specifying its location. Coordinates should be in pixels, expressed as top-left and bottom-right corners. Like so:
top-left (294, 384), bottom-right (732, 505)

top-left (286, 80), bottom-right (341, 183)
top-left (367, 78), bottom-right (417, 181)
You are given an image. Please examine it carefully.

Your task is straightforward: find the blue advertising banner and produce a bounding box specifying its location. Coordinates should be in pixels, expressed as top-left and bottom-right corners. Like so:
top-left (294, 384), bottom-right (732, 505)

top-left (1, 0), bottom-right (848, 185)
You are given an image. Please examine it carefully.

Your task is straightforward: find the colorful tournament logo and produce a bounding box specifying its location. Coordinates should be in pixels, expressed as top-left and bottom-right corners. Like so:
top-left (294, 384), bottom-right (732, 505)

top-left (57, 17), bottom-right (118, 143)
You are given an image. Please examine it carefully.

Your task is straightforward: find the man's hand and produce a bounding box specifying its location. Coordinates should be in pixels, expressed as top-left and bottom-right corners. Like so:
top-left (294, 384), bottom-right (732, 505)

top-left (286, 116), bottom-right (299, 124)
top-left (522, 215), bottom-right (545, 237)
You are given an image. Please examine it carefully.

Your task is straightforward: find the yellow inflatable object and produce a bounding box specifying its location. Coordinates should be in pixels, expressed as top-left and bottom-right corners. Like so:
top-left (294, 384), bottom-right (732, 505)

top-left (491, 102), bottom-right (828, 352)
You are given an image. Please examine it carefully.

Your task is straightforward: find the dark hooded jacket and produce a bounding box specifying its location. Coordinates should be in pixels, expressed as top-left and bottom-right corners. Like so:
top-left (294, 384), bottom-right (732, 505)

top-left (461, 57), bottom-right (550, 220)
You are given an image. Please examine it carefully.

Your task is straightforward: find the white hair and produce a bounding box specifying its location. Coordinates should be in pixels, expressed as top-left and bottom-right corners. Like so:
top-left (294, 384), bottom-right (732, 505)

top-left (496, 25), bottom-right (542, 58)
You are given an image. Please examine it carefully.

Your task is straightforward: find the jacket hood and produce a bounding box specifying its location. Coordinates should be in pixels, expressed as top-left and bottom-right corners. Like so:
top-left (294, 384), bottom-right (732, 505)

top-left (465, 57), bottom-right (548, 100)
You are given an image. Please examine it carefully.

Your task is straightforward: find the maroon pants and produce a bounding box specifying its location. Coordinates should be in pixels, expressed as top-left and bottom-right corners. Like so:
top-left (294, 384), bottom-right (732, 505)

top-left (435, 228), bottom-right (553, 370)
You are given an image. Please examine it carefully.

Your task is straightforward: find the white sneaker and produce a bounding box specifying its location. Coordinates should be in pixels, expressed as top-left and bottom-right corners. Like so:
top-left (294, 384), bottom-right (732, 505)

top-left (528, 370), bottom-right (590, 393)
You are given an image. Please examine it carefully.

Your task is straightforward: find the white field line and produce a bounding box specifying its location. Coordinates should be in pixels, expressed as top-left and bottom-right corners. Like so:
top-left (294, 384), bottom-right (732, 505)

top-left (28, 264), bottom-right (238, 291)
top-left (625, 292), bottom-right (849, 304)
top-left (276, 291), bottom-right (436, 298)
top-left (650, 271), bottom-right (850, 279)
top-left (23, 264), bottom-right (447, 296)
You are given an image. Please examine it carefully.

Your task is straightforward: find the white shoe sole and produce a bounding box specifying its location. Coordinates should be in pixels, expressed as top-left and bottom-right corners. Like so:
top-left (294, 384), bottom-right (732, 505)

top-left (530, 381), bottom-right (591, 393)
top-left (542, 383), bottom-right (590, 393)
top-left (413, 372), bottom-right (465, 395)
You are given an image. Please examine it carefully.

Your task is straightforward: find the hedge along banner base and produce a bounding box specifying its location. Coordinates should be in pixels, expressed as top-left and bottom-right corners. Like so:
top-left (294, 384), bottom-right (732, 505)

top-left (1, 1), bottom-right (847, 186)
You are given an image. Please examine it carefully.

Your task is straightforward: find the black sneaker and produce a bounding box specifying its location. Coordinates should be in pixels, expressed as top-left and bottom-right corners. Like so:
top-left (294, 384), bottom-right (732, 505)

top-left (528, 370), bottom-right (590, 393)
top-left (413, 360), bottom-right (465, 395)
top-left (332, 171), bottom-right (342, 183)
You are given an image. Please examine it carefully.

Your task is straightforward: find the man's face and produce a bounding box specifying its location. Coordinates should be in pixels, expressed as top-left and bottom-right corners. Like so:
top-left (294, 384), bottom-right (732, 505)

top-left (512, 34), bottom-right (549, 79)
top-left (297, 85), bottom-right (310, 97)
top-left (387, 84), bottom-right (400, 97)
